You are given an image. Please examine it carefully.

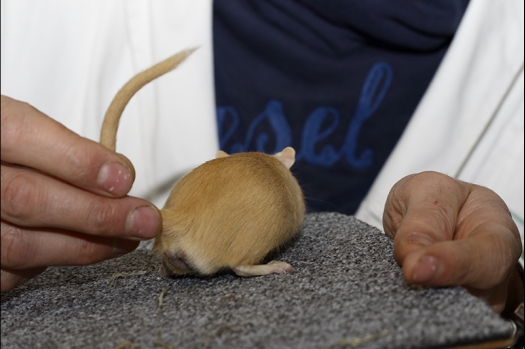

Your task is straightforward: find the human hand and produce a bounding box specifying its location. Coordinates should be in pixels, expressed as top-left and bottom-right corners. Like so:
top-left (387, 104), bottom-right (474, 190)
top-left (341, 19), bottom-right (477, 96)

top-left (383, 171), bottom-right (522, 313)
top-left (1, 95), bottom-right (162, 292)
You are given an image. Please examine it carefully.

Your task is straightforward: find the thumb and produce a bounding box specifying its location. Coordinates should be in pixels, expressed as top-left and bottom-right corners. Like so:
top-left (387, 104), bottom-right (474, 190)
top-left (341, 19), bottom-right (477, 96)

top-left (384, 172), bottom-right (520, 290)
top-left (400, 223), bottom-right (517, 290)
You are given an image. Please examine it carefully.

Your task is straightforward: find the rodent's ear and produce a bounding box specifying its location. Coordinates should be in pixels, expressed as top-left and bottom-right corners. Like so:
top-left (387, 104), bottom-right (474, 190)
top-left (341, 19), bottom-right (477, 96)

top-left (216, 150), bottom-right (229, 158)
top-left (274, 147), bottom-right (296, 169)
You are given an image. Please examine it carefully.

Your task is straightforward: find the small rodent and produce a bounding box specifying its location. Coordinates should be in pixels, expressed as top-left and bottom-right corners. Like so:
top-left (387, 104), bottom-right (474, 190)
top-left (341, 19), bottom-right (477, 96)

top-left (100, 48), bottom-right (305, 277)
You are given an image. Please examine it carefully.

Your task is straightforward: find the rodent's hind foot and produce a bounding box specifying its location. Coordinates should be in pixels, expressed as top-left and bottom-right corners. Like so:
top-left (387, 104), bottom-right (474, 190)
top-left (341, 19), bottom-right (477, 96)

top-left (232, 260), bottom-right (295, 277)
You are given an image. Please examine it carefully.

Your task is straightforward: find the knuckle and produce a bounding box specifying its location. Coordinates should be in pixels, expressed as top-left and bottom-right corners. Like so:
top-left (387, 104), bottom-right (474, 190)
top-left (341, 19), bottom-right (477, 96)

top-left (85, 200), bottom-right (121, 235)
top-left (62, 140), bottom-right (101, 179)
top-left (413, 171), bottom-right (464, 196)
top-left (413, 171), bottom-right (448, 183)
top-left (1, 99), bottom-right (35, 153)
top-left (1, 223), bottom-right (27, 268)
top-left (1, 171), bottom-right (40, 222)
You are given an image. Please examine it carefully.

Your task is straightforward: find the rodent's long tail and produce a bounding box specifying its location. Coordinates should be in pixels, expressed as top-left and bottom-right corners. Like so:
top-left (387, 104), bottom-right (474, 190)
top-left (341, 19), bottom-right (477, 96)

top-left (100, 47), bottom-right (198, 151)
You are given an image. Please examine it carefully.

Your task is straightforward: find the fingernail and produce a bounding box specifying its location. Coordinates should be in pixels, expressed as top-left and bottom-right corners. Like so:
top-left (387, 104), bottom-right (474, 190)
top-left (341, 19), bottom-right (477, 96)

top-left (412, 255), bottom-right (441, 283)
top-left (126, 206), bottom-right (161, 239)
top-left (408, 232), bottom-right (435, 247)
top-left (97, 162), bottom-right (133, 196)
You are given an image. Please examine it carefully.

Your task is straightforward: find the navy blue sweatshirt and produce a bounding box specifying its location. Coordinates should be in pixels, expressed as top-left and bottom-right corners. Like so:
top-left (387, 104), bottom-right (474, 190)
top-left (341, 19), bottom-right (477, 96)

top-left (213, 0), bottom-right (469, 214)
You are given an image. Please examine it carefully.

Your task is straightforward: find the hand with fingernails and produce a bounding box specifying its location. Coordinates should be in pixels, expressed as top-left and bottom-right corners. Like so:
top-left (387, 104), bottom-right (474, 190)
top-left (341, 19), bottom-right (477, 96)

top-left (1, 95), bottom-right (162, 292)
top-left (384, 171), bottom-right (523, 313)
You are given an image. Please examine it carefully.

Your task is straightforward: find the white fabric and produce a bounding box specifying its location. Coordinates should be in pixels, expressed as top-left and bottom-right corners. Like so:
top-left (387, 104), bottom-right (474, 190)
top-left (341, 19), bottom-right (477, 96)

top-left (1, 0), bottom-right (523, 250)
top-left (1, 0), bottom-right (219, 207)
top-left (354, 0), bottom-right (525, 251)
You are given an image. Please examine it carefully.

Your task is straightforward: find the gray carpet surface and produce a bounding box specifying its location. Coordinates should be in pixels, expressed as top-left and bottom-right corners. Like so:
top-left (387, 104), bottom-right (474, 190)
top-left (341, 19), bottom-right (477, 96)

top-left (1, 213), bottom-right (513, 349)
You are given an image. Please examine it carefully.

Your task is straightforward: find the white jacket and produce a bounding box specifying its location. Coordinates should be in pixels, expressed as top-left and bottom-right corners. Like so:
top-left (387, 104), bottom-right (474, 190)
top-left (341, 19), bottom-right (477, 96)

top-left (1, 0), bottom-right (523, 249)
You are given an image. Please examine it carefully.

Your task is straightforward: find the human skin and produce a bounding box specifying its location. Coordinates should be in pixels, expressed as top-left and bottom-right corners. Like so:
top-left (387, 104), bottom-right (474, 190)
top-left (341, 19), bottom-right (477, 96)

top-left (1, 95), bottom-right (162, 292)
top-left (383, 171), bottom-right (523, 313)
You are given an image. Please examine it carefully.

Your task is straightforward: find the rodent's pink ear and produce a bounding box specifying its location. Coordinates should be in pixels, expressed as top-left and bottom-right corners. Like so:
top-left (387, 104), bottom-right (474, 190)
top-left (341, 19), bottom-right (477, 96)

top-left (274, 147), bottom-right (296, 169)
top-left (216, 150), bottom-right (229, 158)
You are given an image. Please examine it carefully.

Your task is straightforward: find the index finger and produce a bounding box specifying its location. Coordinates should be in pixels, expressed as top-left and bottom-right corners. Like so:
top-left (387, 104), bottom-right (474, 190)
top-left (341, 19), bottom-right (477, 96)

top-left (1, 95), bottom-right (134, 197)
top-left (383, 171), bottom-right (470, 265)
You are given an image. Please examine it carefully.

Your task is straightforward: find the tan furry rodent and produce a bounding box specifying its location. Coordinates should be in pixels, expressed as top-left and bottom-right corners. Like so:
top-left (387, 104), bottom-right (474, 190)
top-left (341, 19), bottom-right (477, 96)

top-left (100, 48), bottom-right (305, 277)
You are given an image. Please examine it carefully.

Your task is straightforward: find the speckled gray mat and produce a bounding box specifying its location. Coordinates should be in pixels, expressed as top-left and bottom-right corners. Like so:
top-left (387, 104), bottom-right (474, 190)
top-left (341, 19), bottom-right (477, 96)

top-left (1, 213), bottom-right (513, 349)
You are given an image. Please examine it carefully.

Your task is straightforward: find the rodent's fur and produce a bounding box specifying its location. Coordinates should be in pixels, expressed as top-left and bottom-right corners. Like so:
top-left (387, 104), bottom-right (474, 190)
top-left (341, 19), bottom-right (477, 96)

top-left (100, 49), bottom-right (305, 277)
top-left (155, 149), bottom-right (304, 276)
